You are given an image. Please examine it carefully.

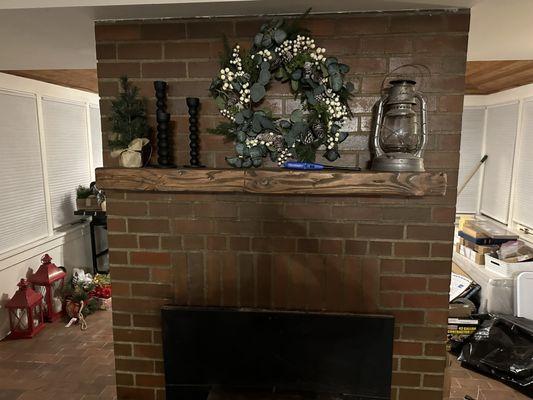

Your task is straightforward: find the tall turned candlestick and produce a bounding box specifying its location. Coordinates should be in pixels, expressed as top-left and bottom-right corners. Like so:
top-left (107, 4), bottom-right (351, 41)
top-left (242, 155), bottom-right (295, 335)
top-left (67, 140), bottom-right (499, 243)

top-left (154, 81), bottom-right (175, 168)
top-left (185, 97), bottom-right (204, 168)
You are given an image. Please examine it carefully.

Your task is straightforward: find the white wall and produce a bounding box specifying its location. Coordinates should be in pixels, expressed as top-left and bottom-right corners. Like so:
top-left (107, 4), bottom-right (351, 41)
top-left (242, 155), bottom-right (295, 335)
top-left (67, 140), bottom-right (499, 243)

top-left (0, 8), bottom-right (97, 69)
top-left (467, 0), bottom-right (533, 61)
top-left (0, 73), bottom-right (100, 339)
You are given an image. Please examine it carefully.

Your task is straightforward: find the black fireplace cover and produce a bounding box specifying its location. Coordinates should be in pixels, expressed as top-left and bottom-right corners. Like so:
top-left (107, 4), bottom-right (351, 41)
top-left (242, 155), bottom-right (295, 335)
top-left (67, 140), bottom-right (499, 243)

top-left (161, 306), bottom-right (394, 400)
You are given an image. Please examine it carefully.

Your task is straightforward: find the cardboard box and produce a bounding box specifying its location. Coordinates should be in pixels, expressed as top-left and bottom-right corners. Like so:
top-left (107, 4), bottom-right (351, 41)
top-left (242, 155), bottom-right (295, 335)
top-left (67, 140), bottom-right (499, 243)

top-left (460, 238), bottom-right (498, 254)
top-left (457, 244), bottom-right (485, 265)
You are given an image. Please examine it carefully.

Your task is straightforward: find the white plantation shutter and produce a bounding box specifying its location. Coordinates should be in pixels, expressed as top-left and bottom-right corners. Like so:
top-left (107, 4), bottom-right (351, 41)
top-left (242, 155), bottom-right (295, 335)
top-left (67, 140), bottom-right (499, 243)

top-left (89, 105), bottom-right (103, 172)
top-left (480, 102), bottom-right (519, 224)
top-left (0, 91), bottom-right (49, 253)
top-left (42, 98), bottom-right (91, 228)
top-left (513, 99), bottom-right (533, 229)
top-left (456, 107), bottom-right (485, 213)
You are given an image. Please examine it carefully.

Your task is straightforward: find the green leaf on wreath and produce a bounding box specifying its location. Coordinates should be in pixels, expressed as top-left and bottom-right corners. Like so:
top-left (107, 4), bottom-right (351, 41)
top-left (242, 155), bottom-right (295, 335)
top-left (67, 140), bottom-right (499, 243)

top-left (328, 63), bottom-right (340, 75)
top-left (258, 69), bottom-right (271, 86)
top-left (291, 79), bottom-right (299, 91)
top-left (254, 33), bottom-right (264, 47)
top-left (250, 147), bottom-right (262, 158)
top-left (243, 109), bottom-right (253, 118)
top-left (339, 63), bottom-right (350, 74)
top-left (280, 119), bottom-right (291, 129)
top-left (337, 131), bottom-right (349, 143)
top-left (252, 116), bottom-right (262, 133)
top-left (345, 81), bottom-right (355, 93)
top-left (250, 83), bottom-right (266, 102)
top-left (330, 73), bottom-right (343, 92)
top-left (320, 64), bottom-right (329, 77)
top-left (261, 34), bottom-right (272, 48)
top-left (242, 158), bottom-right (253, 168)
top-left (214, 96), bottom-right (225, 109)
top-left (291, 69), bottom-right (303, 81)
top-left (274, 29), bottom-right (287, 44)
top-left (305, 91), bottom-right (317, 105)
top-left (235, 112), bottom-right (245, 124)
top-left (252, 157), bottom-right (263, 167)
top-left (226, 157), bottom-right (243, 168)
top-left (325, 57), bottom-right (338, 66)
top-left (258, 115), bottom-right (275, 130)
top-left (235, 143), bottom-right (245, 156)
top-left (290, 109), bottom-right (304, 123)
top-left (237, 131), bottom-right (247, 142)
top-left (324, 148), bottom-right (340, 162)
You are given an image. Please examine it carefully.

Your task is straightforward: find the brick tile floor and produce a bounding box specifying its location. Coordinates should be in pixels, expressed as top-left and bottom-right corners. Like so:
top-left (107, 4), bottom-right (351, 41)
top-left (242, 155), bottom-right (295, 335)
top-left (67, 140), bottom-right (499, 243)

top-left (0, 311), bottom-right (116, 400)
top-left (444, 354), bottom-right (532, 400)
top-left (0, 310), bottom-right (531, 400)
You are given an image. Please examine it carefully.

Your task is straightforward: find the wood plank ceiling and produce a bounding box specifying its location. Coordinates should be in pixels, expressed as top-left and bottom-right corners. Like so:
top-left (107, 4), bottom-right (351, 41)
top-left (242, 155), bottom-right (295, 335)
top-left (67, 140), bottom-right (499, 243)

top-left (1, 69), bottom-right (98, 93)
top-left (465, 60), bottom-right (533, 95)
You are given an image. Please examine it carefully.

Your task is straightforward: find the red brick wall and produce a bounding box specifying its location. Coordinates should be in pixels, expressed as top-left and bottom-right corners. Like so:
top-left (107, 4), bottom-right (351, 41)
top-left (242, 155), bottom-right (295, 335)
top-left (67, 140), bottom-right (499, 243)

top-left (96, 10), bottom-right (469, 400)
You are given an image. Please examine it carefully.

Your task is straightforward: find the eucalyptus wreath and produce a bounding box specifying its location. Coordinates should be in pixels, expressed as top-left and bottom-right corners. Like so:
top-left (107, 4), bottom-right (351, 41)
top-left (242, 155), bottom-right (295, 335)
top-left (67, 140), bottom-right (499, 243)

top-left (208, 14), bottom-right (355, 168)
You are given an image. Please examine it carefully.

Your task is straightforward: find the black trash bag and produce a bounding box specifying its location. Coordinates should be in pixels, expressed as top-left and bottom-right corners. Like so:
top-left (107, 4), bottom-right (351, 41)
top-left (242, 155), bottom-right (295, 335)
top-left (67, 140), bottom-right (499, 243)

top-left (458, 315), bottom-right (533, 397)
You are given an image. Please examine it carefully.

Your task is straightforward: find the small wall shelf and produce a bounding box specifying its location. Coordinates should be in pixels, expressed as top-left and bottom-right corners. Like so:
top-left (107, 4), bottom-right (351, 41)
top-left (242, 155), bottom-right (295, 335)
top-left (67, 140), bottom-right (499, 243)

top-left (95, 168), bottom-right (447, 197)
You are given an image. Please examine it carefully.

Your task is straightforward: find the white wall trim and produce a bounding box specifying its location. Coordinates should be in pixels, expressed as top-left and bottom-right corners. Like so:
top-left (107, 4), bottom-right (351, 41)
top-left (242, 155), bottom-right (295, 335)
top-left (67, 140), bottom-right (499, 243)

top-left (0, 223), bottom-right (89, 272)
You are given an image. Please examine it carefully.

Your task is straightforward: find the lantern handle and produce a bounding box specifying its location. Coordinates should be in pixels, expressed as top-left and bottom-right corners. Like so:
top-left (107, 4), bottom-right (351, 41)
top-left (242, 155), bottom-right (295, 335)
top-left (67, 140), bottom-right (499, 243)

top-left (414, 92), bottom-right (428, 158)
top-left (373, 97), bottom-right (386, 157)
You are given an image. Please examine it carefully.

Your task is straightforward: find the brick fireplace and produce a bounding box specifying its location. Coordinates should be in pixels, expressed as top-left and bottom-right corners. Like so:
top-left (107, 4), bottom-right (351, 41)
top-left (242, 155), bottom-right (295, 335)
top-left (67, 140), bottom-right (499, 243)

top-left (95, 9), bottom-right (469, 400)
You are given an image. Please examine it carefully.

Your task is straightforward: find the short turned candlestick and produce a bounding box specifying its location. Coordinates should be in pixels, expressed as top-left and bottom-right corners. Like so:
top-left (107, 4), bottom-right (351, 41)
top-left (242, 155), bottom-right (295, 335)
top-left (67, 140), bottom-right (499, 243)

top-left (185, 97), bottom-right (204, 168)
top-left (154, 81), bottom-right (175, 168)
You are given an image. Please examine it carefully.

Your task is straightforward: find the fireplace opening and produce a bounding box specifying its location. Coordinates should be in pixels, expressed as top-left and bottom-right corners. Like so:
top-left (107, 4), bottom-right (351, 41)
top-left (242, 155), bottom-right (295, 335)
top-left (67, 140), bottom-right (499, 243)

top-left (161, 306), bottom-right (394, 400)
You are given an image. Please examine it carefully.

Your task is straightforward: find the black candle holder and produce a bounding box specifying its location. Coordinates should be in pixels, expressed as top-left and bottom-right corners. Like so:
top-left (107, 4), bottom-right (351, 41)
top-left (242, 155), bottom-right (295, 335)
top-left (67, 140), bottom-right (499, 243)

top-left (185, 97), bottom-right (204, 168)
top-left (154, 81), bottom-right (175, 168)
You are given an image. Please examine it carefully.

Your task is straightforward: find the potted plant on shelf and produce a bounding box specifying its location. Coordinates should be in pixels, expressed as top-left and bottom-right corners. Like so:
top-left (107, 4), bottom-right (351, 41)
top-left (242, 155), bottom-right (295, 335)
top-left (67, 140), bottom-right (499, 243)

top-left (109, 76), bottom-right (152, 168)
top-left (76, 185), bottom-right (92, 210)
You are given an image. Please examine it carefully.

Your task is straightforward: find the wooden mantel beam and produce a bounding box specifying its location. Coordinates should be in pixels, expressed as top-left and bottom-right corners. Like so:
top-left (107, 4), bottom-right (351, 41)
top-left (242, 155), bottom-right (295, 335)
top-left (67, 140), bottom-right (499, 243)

top-left (95, 168), bottom-right (447, 197)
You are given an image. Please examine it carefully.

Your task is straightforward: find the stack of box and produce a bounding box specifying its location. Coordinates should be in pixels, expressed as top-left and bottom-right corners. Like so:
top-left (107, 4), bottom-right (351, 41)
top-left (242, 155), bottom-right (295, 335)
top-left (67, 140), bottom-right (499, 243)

top-left (456, 219), bottom-right (518, 265)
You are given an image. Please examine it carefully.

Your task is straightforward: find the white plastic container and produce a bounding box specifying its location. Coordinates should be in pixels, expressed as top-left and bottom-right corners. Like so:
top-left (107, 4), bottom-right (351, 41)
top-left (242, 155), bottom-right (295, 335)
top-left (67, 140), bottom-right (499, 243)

top-left (515, 272), bottom-right (533, 320)
top-left (485, 254), bottom-right (533, 278)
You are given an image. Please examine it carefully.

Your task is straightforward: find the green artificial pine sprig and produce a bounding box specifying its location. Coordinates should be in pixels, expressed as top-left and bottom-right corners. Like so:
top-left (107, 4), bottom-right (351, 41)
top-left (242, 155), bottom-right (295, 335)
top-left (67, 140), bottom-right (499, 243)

top-left (108, 76), bottom-right (150, 149)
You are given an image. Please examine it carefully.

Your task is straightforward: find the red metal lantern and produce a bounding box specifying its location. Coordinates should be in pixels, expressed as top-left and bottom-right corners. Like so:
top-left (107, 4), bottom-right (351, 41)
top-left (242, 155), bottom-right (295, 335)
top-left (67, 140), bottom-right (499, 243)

top-left (6, 279), bottom-right (45, 339)
top-left (29, 254), bottom-right (66, 322)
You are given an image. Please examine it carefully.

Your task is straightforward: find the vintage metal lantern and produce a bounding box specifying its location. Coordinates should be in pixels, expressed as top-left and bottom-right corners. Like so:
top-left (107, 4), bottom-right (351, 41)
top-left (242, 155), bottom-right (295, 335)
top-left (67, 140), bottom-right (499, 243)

top-left (29, 254), bottom-right (66, 322)
top-left (371, 79), bottom-right (428, 172)
top-left (6, 279), bottom-right (45, 339)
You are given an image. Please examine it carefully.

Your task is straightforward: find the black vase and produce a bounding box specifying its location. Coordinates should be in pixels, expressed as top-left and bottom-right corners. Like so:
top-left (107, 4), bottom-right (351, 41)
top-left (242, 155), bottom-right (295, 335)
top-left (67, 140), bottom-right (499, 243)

top-left (154, 81), bottom-right (175, 168)
top-left (185, 97), bottom-right (204, 168)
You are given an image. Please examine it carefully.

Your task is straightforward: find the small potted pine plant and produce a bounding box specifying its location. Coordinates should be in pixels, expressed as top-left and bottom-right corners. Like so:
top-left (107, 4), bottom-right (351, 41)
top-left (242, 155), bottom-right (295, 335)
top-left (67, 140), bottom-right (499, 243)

top-left (109, 76), bottom-right (152, 167)
top-left (76, 185), bottom-right (92, 210)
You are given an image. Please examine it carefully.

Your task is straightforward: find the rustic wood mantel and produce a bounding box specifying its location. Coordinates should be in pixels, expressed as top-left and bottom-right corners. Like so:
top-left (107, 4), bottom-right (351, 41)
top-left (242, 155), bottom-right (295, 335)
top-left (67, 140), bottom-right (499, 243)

top-left (96, 168), bottom-right (447, 197)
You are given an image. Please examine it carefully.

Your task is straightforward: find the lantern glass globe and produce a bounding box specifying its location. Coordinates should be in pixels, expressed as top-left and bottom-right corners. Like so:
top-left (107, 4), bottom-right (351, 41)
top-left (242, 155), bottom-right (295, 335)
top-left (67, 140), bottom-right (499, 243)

top-left (380, 105), bottom-right (419, 153)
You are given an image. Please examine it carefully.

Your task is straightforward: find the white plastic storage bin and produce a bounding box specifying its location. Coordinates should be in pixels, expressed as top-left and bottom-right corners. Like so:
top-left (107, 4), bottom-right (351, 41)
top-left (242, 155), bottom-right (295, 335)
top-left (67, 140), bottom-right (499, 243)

top-left (515, 272), bottom-right (533, 320)
top-left (485, 254), bottom-right (533, 278)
